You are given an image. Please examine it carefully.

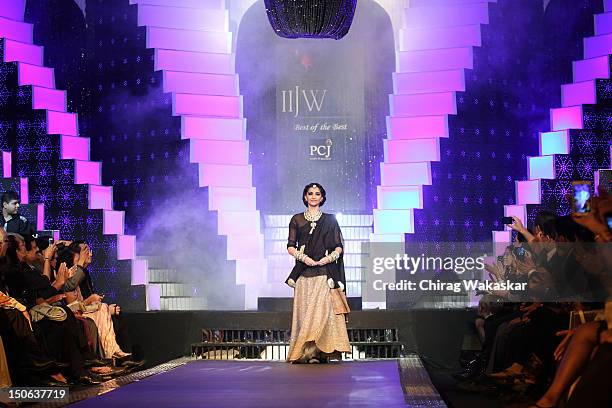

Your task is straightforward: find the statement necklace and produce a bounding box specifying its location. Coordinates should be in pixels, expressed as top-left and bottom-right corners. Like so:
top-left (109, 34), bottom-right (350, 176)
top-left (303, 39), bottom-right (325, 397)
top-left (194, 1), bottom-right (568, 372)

top-left (304, 210), bottom-right (322, 235)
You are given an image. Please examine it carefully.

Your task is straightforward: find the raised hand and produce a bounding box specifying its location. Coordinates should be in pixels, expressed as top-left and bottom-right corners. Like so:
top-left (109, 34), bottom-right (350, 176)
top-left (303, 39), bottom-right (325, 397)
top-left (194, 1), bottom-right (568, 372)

top-left (55, 262), bottom-right (68, 285)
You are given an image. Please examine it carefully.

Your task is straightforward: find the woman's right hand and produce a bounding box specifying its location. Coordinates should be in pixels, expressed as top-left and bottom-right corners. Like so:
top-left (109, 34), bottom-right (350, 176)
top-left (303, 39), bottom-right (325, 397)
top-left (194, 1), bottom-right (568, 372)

top-left (304, 256), bottom-right (317, 267)
top-left (287, 279), bottom-right (296, 288)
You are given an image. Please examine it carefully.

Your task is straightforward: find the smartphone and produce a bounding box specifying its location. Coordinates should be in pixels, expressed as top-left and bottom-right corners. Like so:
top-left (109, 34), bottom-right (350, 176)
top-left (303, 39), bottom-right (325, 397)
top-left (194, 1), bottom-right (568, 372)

top-left (606, 214), bottom-right (612, 232)
top-left (48, 237), bottom-right (54, 246)
top-left (502, 216), bottom-right (513, 225)
top-left (572, 181), bottom-right (592, 214)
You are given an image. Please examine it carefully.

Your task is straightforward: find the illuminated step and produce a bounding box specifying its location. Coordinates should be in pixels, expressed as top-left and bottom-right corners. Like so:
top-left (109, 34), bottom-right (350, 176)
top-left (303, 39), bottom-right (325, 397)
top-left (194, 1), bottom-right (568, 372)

top-left (409, 0), bottom-right (496, 6)
top-left (504, 205), bottom-right (527, 229)
top-left (380, 162), bottom-right (432, 186)
top-left (172, 93), bottom-right (242, 117)
top-left (130, 258), bottom-right (149, 285)
top-left (368, 233), bottom-right (405, 243)
top-left (155, 49), bottom-right (234, 74)
top-left (390, 92), bottom-right (456, 116)
top-left (539, 130), bottom-right (569, 155)
top-left (384, 138), bottom-right (440, 163)
top-left (129, 0), bottom-right (225, 9)
top-left (1, 151), bottom-right (11, 177)
top-left (386, 115), bottom-right (448, 139)
top-left (528, 155), bottom-right (555, 180)
top-left (198, 163), bottom-right (252, 187)
top-left (163, 71), bottom-right (238, 96)
top-left (17, 62), bottom-right (54, 88)
top-left (146, 26), bottom-right (231, 54)
top-left (60, 135), bottom-right (89, 160)
top-left (209, 186), bottom-right (256, 211)
top-left (595, 12), bottom-right (612, 36)
top-left (573, 55), bottom-right (611, 82)
top-left (393, 69), bottom-right (465, 94)
top-left (74, 160), bottom-right (101, 185)
top-left (117, 235), bottom-right (136, 260)
top-left (218, 210), bottom-right (261, 235)
top-left (404, 3), bottom-right (489, 29)
top-left (190, 139), bottom-right (249, 165)
top-left (561, 80), bottom-right (597, 107)
top-left (0, 0), bottom-right (25, 20)
top-left (31, 86), bottom-right (66, 111)
top-left (46, 111), bottom-right (78, 136)
top-left (396, 47), bottom-right (473, 73)
top-left (1, 39), bottom-right (43, 65)
top-left (228, 234), bottom-right (264, 260)
top-left (399, 25), bottom-right (481, 52)
top-left (584, 32), bottom-right (612, 59)
top-left (0, 16), bottom-right (32, 42)
top-left (492, 230), bottom-right (512, 244)
top-left (103, 210), bottom-right (125, 235)
top-left (89, 185), bottom-right (113, 210)
top-left (550, 106), bottom-right (583, 131)
top-left (373, 209), bottom-right (414, 234)
top-left (137, 4), bottom-right (228, 32)
top-left (146, 285), bottom-right (161, 311)
top-left (182, 116), bottom-right (245, 140)
top-left (515, 180), bottom-right (541, 205)
top-left (157, 283), bottom-right (196, 298)
top-left (540, 129), bottom-right (609, 156)
top-left (377, 185), bottom-right (423, 209)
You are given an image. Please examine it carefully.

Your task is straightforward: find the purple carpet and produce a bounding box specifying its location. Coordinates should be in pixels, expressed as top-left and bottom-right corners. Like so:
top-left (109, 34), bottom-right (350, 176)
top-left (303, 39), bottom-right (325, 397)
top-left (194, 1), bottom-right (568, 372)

top-left (70, 360), bottom-right (410, 407)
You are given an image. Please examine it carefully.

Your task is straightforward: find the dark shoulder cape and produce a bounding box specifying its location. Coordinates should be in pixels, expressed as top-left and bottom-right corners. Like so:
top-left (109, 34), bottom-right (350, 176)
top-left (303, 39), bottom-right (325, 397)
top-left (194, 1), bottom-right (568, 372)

top-left (285, 213), bottom-right (346, 288)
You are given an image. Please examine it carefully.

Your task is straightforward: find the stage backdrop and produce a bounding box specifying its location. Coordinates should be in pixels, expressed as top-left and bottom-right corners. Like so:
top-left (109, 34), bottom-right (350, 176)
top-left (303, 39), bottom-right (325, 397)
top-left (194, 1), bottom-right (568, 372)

top-left (237, 0), bottom-right (393, 214)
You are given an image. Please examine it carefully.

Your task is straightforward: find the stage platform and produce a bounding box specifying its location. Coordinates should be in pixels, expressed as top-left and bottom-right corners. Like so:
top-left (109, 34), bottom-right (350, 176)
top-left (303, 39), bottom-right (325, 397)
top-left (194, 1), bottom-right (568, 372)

top-left (34, 357), bottom-right (446, 408)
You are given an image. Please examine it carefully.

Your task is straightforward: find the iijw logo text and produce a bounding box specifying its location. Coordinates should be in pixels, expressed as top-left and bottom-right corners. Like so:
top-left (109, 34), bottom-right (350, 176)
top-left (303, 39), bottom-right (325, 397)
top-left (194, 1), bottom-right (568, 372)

top-left (281, 86), bottom-right (327, 117)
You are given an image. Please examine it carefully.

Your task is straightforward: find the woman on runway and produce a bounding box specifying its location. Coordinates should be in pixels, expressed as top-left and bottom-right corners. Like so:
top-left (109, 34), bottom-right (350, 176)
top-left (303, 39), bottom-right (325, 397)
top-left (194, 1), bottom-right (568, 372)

top-left (285, 183), bottom-right (351, 363)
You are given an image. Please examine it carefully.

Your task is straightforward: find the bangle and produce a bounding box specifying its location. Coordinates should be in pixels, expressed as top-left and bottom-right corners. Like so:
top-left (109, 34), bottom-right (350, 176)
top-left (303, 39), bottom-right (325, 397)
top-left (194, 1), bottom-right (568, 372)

top-left (329, 250), bottom-right (340, 261)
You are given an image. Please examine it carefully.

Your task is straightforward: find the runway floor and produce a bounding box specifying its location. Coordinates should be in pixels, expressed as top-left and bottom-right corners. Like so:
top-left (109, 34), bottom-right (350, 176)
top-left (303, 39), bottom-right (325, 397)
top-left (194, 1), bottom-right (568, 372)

top-left (32, 356), bottom-right (447, 407)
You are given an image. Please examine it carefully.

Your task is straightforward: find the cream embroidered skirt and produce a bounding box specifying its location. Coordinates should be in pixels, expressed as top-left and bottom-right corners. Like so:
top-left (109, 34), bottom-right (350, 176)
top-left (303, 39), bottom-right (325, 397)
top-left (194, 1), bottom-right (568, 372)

top-left (287, 275), bottom-right (351, 362)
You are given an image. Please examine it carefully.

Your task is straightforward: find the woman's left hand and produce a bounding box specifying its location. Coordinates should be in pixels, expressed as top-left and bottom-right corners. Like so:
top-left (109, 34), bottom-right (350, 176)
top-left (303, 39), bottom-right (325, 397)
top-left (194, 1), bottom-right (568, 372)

top-left (318, 256), bottom-right (331, 266)
top-left (327, 278), bottom-right (335, 288)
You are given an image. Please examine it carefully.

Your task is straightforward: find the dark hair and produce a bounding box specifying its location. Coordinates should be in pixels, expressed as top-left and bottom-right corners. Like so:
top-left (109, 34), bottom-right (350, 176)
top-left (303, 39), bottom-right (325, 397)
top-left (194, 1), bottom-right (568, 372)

top-left (1, 191), bottom-right (19, 205)
top-left (534, 210), bottom-right (557, 239)
top-left (35, 236), bottom-right (52, 253)
top-left (534, 210), bottom-right (556, 229)
top-left (302, 183), bottom-right (326, 207)
top-left (554, 216), bottom-right (595, 242)
top-left (22, 235), bottom-right (36, 251)
top-left (56, 244), bottom-right (80, 268)
top-left (5, 235), bottom-right (21, 265)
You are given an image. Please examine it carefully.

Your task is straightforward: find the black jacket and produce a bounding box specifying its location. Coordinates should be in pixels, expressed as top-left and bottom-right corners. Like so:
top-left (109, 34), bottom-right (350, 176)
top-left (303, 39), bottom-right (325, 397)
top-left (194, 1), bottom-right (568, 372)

top-left (3, 214), bottom-right (35, 237)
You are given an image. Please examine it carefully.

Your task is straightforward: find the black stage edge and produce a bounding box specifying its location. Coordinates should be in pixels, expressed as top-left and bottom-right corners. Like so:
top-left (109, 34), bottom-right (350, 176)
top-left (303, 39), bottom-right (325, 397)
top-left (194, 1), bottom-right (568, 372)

top-left (121, 309), bottom-right (476, 369)
top-left (258, 296), bottom-right (362, 311)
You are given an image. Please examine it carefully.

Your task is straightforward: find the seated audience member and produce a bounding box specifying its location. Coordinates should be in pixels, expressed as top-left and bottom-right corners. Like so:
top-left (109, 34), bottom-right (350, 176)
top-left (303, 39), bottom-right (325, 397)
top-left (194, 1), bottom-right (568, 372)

top-left (2, 191), bottom-right (35, 237)
top-left (0, 227), bottom-right (68, 386)
top-left (2, 233), bottom-right (104, 385)
top-left (57, 242), bottom-right (132, 360)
